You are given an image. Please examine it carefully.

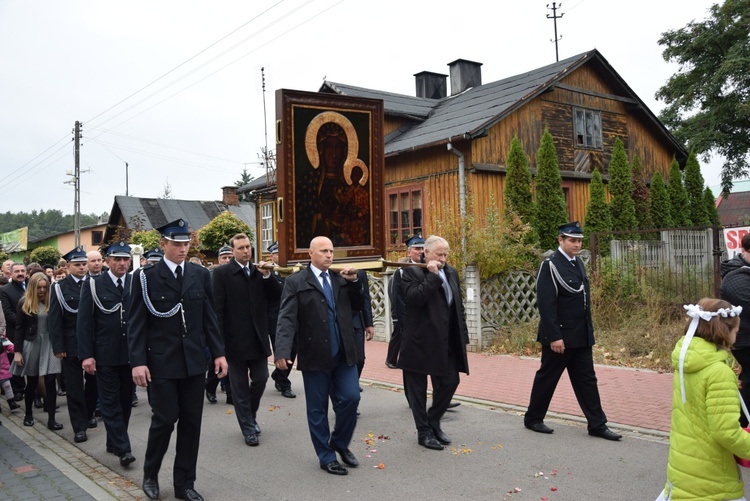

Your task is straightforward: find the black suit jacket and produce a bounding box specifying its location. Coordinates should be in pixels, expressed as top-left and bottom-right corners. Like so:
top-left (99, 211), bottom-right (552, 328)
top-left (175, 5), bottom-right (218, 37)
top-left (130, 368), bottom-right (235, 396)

top-left (275, 267), bottom-right (363, 371)
top-left (211, 261), bottom-right (282, 362)
top-left (398, 264), bottom-right (469, 376)
top-left (0, 281), bottom-right (25, 343)
top-left (535, 250), bottom-right (594, 348)
top-left (77, 273), bottom-right (131, 366)
top-left (48, 275), bottom-right (83, 357)
top-left (128, 260), bottom-right (224, 379)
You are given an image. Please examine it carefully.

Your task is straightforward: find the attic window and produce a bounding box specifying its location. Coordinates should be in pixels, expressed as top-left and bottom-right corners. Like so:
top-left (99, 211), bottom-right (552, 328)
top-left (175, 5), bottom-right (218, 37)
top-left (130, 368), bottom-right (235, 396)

top-left (574, 108), bottom-right (602, 149)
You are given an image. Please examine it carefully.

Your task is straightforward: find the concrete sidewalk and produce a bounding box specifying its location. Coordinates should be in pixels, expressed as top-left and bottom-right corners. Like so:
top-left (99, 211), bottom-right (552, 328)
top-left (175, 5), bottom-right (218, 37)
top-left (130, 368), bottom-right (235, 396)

top-left (0, 340), bottom-right (675, 500)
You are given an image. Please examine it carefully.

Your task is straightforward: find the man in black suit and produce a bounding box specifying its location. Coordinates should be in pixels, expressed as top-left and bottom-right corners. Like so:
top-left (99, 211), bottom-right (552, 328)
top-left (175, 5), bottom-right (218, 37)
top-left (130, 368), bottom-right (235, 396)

top-left (399, 235), bottom-right (469, 451)
top-left (77, 242), bottom-right (136, 467)
top-left (128, 218), bottom-right (227, 501)
top-left (386, 235), bottom-right (424, 368)
top-left (48, 247), bottom-right (95, 444)
top-left (0, 262), bottom-right (27, 399)
top-left (524, 221), bottom-right (621, 441)
top-left (275, 236), bottom-right (363, 476)
top-left (212, 233), bottom-right (281, 446)
top-left (267, 241), bottom-right (296, 398)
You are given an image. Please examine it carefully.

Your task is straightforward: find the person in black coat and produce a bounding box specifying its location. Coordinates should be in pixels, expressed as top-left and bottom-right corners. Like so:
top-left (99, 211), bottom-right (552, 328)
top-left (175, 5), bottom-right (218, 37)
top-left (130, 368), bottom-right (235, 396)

top-left (211, 233), bottom-right (281, 447)
top-left (77, 242), bottom-right (135, 467)
top-left (48, 247), bottom-right (96, 444)
top-left (352, 269), bottom-right (374, 379)
top-left (128, 219), bottom-right (227, 501)
top-left (1, 263), bottom-right (27, 399)
top-left (720, 232), bottom-right (750, 425)
top-left (274, 236), bottom-right (363, 476)
top-left (524, 221), bottom-right (621, 441)
top-left (267, 242), bottom-right (296, 398)
top-left (386, 235), bottom-right (424, 368)
top-left (399, 235), bottom-right (469, 451)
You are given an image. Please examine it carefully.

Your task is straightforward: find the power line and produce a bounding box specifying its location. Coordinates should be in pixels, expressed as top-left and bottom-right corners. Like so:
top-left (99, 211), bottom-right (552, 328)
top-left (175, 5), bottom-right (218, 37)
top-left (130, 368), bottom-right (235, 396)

top-left (0, 134), bottom-right (70, 185)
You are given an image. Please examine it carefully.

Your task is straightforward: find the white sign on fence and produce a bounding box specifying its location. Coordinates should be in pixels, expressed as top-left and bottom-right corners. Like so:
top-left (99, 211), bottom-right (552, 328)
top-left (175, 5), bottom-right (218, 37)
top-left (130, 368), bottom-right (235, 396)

top-left (723, 226), bottom-right (750, 258)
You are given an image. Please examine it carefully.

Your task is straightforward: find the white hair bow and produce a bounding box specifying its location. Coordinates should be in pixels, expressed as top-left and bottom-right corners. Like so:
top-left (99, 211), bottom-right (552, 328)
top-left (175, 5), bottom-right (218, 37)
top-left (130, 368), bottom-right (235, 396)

top-left (678, 303), bottom-right (743, 403)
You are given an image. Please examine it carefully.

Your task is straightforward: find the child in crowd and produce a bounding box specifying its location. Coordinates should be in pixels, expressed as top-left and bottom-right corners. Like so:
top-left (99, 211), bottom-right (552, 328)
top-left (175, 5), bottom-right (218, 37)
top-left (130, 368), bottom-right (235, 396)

top-left (660, 298), bottom-right (750, 501)
top-left (1, 336), bottom-right (19, 411)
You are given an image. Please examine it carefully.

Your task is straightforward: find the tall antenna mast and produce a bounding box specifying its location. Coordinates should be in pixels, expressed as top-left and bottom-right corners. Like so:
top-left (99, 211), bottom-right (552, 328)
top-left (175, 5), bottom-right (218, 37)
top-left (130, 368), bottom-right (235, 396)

top-left (547, 3), bottom-right (564, 62)
top-left (261, 67), bottom-right (272, 185)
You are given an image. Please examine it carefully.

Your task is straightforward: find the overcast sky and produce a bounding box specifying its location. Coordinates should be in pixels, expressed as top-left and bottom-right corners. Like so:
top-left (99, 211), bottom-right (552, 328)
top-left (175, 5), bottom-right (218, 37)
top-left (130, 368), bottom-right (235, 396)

top-left (0, 0), bottom-right (723, 217)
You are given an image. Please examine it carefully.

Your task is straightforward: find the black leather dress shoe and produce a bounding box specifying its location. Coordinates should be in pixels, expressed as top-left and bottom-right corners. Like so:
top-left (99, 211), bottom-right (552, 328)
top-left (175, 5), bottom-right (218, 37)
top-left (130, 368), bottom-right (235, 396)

top-left (525, 421), bottom-right (554, 434)
top-left (175, 488), bottom-right (204, 501)
top-left (9, 399), bottom-right (19, 410)
top-left (418, 433), bottom-right (445, 450)
top-left (119, 452), bottom-right (136, 467)
top-left (274, 381), bottom-right (283, 392)
top-left (74, 431), bottom-right (88, 443)
top-left (281, 389), bottom-right (296, 398)
top-left (385, 362), bottom-right (397, 369)
top-left (331, 445), bottom-right (359, 467)
top-left (34, 397), bottom-right (44, 409)
top-left (244, 433), bottom-right (259, 446)
top-left (447, 401), bottom-right (461, 409)
top-left (254, 423), bottom-right (261, 435)
top-left (47, 421), bottom-right (63, 431)
top-left (320, 460), bottom-right (348, 475)
top-left (142, 478), bottom-right (159, 499)
top-left (87, 417), bottom-right (98, 428)
top-left (23, 416), bottom-right (34, 427)
top-left (431, 426), bottom-right (451, 445)
top-left (205, 391), bottom-right (217, 404)
top-left (588, 427), bottom-right (622, 441)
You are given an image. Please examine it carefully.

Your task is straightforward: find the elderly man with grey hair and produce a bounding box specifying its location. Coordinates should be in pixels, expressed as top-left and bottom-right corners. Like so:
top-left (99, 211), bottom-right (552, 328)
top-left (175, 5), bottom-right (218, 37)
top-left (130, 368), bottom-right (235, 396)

top-left (398, 235), bottom-right (469, 451)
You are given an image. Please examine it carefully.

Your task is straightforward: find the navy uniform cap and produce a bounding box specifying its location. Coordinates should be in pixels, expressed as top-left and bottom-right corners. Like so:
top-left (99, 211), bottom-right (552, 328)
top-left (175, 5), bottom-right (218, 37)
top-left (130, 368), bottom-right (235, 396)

top-left (558, 221), bottom-right (583, 238)
top-left (106, 241), bottom-right (132, 258)
top-left (145, 248), bottom-right (164, 262)
top-left (267, 241), bottom-right (279, 254)
top-left (63, 246), bottom-right (87, 263)
top-left (218, 245), bottom-right (232, 256)
top-left (157, 218), bottom-right (191, 242)
top-left (405, 235), bottom-right (425, 248)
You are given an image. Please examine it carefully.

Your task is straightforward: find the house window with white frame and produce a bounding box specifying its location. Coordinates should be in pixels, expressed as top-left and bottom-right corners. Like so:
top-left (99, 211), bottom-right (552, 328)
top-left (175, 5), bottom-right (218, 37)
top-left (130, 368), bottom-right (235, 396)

top-left (260, 202), bottom-right (274, 253)
top-left (574, 108), bottom-right (602, 149)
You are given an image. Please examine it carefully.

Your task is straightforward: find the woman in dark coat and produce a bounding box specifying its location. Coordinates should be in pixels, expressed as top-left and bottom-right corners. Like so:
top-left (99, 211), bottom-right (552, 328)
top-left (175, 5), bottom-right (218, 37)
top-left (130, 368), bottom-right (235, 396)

top-left (11, 273), bottom-right (62, 429)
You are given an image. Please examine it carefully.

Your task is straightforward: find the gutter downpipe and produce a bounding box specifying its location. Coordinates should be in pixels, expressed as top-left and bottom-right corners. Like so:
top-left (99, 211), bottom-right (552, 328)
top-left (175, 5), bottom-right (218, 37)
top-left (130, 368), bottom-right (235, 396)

top-left (447, 141), bottom-right (467, 256)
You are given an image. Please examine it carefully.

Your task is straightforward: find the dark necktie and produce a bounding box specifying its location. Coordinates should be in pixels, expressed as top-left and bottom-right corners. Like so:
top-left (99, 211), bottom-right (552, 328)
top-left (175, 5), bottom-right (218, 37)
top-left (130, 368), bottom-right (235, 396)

top-left (570, 259), bottom-right (577, 267)
top-left (76, 279), bottom-right (82, 289)
top-left (116, 277), bottom-right (124, 294)
top-left (175, 265), bottom-right (183, 286)
top-left (321, 272), bottom-right (335, 311)
top-left (244, 266), bottom-right (250, 278)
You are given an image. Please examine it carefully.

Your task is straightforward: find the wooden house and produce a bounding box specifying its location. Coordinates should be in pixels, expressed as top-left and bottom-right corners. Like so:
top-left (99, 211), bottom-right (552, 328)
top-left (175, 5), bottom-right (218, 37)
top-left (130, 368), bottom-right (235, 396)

top-left (244, 49), bottom-right (688, 256)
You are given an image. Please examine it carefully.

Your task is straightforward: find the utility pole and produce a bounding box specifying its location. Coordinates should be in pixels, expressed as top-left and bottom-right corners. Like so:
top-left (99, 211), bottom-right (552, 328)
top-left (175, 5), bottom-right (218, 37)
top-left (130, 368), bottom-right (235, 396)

top-left (66, 121), bottom-right (82, 247)
top-left (547, 2), bottom-right (564, 62)
top-left (125, 161), bottom-right (129, 196)
top-left (261, 67), bottom-right (272, 185)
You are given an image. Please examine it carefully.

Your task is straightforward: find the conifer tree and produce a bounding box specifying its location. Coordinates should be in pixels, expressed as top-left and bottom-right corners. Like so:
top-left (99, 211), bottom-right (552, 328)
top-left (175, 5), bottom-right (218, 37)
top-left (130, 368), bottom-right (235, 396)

top-left (630, 154), bottom-right (652, 230)
top-left (703, 187), bottom-right (720, 227)
top-left (608, 138), bottom-right (638, 236)
top-left (504, 135), bottom-right (535, 225)
top-left (684, 151), bottom-right (709, 226)
top-left (649, 171), bottom-right (673, 229)
top-left (532, 127), bottom-right (568, 250)
top-left (667, 157), bottom-right (691, 226)
top-left (583, 168), bottom-right (611, 250)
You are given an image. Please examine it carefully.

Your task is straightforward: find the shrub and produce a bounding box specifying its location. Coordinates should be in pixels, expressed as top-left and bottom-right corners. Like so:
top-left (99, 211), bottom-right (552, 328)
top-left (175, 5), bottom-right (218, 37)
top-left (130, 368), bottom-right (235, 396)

top-left (668, 157), bottom-right (691, 226)
top-left (532, 127), bottom-right (568, 250)
top-left (198, 211), bottom-right (253, 251)
top-left (583, 168), bottom-right (611, 251)
top-left (608, 138), bottom-right (638, 236)
top-left (684, 151), bottom-right (709, 226)
top-left (29, 246), bottom-right (61, 267)
top-left (504, 135), bottom-right (535, 226)
top-left (649, 171), bottom-right (673, 229)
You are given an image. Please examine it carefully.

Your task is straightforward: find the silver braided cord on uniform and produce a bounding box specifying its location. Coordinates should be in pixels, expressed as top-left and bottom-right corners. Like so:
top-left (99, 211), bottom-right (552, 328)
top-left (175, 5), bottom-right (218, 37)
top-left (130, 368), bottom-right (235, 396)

top-left (547, 260), bottom-right (586, 309)
top-left (139, 269), bottom-right (183, 318)
top-left (89, 278), bottom-right (121, 314)
top-left (53, 281), bottom-right (78, 314)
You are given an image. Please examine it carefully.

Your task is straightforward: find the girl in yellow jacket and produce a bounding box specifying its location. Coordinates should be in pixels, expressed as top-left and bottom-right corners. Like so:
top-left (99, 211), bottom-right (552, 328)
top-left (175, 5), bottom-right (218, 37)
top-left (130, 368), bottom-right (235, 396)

top-left (661, 298), bottom-right (750, 501)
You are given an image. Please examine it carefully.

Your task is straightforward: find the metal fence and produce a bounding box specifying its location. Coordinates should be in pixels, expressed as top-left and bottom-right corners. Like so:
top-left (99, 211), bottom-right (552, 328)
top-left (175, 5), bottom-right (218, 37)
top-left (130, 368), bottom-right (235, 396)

top-left (589, 226), bottom-right (722, 304)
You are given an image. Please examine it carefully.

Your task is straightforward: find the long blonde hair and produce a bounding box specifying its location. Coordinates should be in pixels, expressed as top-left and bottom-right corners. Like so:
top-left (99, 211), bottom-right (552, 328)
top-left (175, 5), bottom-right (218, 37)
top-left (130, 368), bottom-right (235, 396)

top-left (21, 273), bottom-right (49, 316)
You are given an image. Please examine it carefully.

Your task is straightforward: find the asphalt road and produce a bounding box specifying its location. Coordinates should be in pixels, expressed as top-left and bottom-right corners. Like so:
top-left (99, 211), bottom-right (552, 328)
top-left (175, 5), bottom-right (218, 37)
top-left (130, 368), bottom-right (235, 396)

top-left (63, 369), bottom-right (676, 501)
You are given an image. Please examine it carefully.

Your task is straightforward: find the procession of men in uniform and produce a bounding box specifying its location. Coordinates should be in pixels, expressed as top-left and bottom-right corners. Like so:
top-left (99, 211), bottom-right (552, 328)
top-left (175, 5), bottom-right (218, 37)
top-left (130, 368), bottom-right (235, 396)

top-left (0, 216), bottom-right (622, 498)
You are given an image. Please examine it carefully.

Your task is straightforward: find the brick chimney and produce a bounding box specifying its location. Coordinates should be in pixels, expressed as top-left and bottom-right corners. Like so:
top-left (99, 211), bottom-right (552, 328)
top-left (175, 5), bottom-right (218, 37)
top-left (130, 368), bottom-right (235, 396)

top-left (222, 186), bottom-right (239, 206)
top-left (448, 58), bottom-right (482, 95)
top-left (414, 71), bottom-right (447, 99)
